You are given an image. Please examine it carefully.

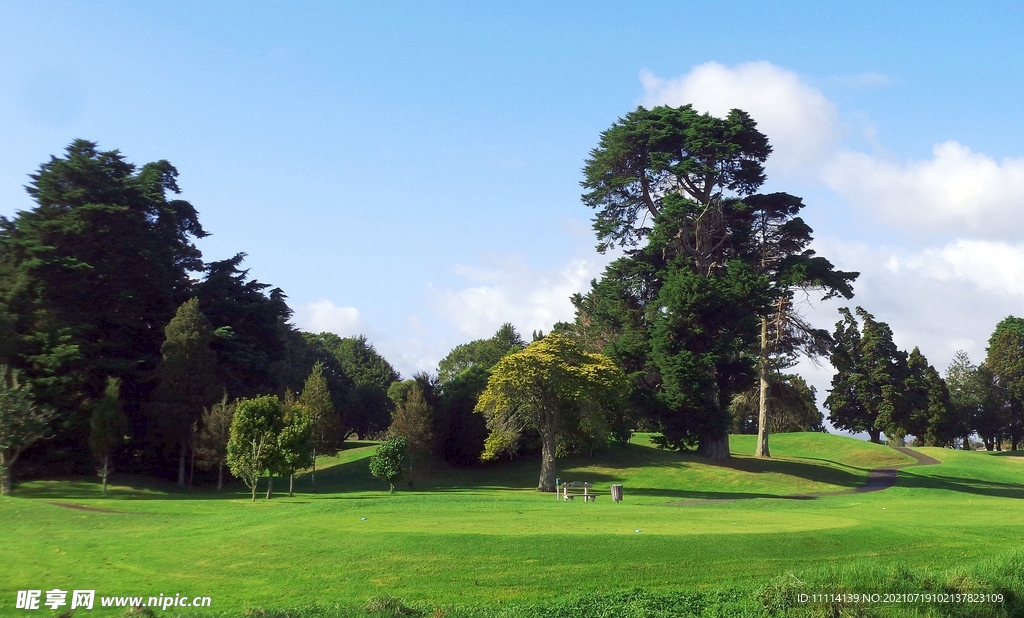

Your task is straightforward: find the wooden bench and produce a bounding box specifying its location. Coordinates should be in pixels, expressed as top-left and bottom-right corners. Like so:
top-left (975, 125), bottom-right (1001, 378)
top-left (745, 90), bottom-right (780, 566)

top-left (560, 481), bottom-right (596, 501)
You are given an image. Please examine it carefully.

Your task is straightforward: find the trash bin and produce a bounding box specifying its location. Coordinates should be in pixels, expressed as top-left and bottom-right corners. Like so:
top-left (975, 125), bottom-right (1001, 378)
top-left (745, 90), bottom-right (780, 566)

top-left (610, 484), bottom-right (623, 503)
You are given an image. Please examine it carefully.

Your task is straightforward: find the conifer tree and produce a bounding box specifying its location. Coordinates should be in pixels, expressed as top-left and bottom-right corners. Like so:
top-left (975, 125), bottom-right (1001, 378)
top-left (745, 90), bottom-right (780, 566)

top-left (387, 381), bottom-right (434, 482)
top-left (299, 362), bottom-right (339, 492)
top-left (151, 298), bottom-right (222, 486)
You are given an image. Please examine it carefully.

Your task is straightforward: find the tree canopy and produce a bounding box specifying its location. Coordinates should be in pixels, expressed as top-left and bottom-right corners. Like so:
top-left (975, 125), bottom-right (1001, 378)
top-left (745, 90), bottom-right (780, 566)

top-left (475, 333), bottom-right (625, 491)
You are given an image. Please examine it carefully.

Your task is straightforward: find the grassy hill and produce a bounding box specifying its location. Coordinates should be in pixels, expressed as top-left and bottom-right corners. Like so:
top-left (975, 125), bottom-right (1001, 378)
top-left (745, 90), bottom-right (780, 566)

top-left (2, 433), bottom-right (1022, 616)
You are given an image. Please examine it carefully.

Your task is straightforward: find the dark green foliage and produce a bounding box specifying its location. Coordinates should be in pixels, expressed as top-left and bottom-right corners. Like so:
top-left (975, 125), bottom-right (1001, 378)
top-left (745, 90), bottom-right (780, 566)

top-left (650, 260), bottom-right (769, 451)
top-left (0, 140), bottom-right (206, 473)
top-left (732, 374), bottom-right (823, 434)
top-left (903, 347), bottom-right (957, 447)
top-left (196, 254), bottom-right (293, 400)
top-left (575, 105), bottom-right (797, 458)
top-left (947, 351), bottom-right (1000, 449)
top-left (436, 365), bottom-right (491, 465)
top-left (387, 381), bottom-right (434, 481)
top-left (369, 436), bottom-right (407, 492)
top-left (324, 335), bottom-right (400, 438)
top-left (88, 377), bottom-right (127, 494)
top-left (582, 105), bottom-right (770, 254)
top-left (150, 298), bottom-right (222, 485)
top-left (825, 307), bottom-right (909, 444)
top-left (437, 323), bottom-right (525, 384)
top-left (985, 317), bottom-right (1024, 449)
top-left (434, 325), bottom-right (526, 465)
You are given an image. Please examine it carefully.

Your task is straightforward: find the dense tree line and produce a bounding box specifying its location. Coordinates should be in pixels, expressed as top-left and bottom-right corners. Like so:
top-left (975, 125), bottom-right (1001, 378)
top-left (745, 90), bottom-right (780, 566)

top-left (8, 109), bottom-right (1019, 497)
top-left (824, 308), bottom-right (1024, 450)
top-left (0, 141), bottom-right (399, 493)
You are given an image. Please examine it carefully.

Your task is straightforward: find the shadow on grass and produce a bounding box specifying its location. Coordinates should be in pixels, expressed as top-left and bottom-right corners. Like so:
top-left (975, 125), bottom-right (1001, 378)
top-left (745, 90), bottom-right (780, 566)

top-left (895, 470), bottom-right (1024, 499)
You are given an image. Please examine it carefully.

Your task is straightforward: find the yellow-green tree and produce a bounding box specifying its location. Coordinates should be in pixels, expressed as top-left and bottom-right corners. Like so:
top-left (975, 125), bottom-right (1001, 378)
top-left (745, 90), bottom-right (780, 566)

top-left (475, 333), bottom-right (625, 492)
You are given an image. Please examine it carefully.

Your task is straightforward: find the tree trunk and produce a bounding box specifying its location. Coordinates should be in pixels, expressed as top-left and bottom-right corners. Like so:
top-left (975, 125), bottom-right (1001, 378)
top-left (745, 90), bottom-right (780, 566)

top-left (537, 419), bottom-right (557, 492)
top-left (250, 481), bottom-right (257, 502)
top-left (962, 436), bottom-right (970, 451)
top-left (266, 473), bottom-right (273, 499)
top-left (868, 428), bottom-right (882, 444)
top-left (289, 473), bottom-right (294, 497)
top-left (1013, 437), bottom-right (1019, 451)
top-left (755, 316), bottom-right (771, 458)
top-left (101, 455), bottom-right (109, 496)
top-left (177, 436), bottom-right (187, 487)
top-left (0, 465), bottom-right (9, 495)
top-left (698, 431), bottom-right (731, 460)
top-left (216, 462), bottom-right (223, 491)
top-left (310, 446), bottom-right (317, 494)
top-left (188, 429), bottom-right (196, 494)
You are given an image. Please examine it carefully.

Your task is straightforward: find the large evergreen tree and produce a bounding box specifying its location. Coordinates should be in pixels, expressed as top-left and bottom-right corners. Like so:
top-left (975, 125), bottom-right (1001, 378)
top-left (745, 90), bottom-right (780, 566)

top-left (825, 307), bottom-right (909, 444)
top-left (985, 317), bottom-right (1024, 450)
top-left (576, 105), bottom-right (844, 459)
top-left (0, 140), bottom-right (207, 472)
top-left (196, 254), bottom-right (293, 400)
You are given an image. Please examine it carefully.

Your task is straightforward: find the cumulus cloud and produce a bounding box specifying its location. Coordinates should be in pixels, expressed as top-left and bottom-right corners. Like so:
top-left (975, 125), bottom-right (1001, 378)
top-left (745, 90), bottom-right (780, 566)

top-left (639, 61), bottom-right (843, 172)
top-left (823, 143), bottom-right (1024, 238)
top-left (640, 62), bottom-right (1024, 239)
top-left (430, 253), bottom-right (610, 340)
top-left (292, 300), bottom-right (364, 337)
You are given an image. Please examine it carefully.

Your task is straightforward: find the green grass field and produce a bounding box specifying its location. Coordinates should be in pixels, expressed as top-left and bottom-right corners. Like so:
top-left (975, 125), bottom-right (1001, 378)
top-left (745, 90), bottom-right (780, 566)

top-left (3, 433), bottom-right (1023, 617)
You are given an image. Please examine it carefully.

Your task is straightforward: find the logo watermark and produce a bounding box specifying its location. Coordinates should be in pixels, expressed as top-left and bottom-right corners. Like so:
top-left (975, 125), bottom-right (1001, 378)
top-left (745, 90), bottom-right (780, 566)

top-left (15, 590), bottom-right (211, 611)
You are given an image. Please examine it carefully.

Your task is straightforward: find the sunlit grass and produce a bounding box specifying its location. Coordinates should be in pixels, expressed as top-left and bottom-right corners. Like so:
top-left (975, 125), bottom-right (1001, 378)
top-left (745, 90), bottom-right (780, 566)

top-left (2, 434), bottom-right (1021, 616)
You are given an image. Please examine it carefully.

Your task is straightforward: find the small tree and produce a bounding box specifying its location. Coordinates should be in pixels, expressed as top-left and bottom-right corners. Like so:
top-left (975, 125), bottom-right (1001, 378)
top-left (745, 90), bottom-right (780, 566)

top-left (277, 398), bottom-right (313, 497)
top-left (299, 362), bottom-right (339, 492)
top-left (227, 396), bottom-right (281, 502)
top-left (369, 436), bottom-right (407, 493)
top-left (475, 334), bottom-right (626, 492)
top-left (196, 395), bottom-right (234, 491)
top-left (0, 367), bottom-right (55, 495)
top-left (387, 380), bottom-right (434, 482)
top-left (89, 377), bottom-right (127, 495)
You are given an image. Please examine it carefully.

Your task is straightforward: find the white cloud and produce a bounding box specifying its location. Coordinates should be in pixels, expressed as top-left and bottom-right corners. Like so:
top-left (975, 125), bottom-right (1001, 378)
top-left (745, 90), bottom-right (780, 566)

top-left (293, 300), bottom-right (364, 337)
top-left (430, 253), bottom-right (611, 340)
top-left (639, 61), bottom-right (843, 172)
top-left (823, 143), bottom-right (1024, 238)
top-left (640, 62), bottom-right (1024, 240)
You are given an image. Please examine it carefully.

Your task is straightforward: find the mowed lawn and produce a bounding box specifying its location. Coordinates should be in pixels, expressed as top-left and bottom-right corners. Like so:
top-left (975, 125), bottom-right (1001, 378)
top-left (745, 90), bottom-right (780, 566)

top-left (2, 433), bottom-right (1023, 615)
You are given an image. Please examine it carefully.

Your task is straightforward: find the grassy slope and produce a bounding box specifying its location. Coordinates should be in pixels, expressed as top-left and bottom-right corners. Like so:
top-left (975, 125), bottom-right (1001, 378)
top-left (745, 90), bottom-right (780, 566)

top-left (1, 435), bottom-right (1019, 615)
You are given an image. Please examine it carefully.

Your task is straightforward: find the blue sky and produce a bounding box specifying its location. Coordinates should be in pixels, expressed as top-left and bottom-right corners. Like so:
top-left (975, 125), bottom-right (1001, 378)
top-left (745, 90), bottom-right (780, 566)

top-left (3, 1), bottom-right (1024, 414)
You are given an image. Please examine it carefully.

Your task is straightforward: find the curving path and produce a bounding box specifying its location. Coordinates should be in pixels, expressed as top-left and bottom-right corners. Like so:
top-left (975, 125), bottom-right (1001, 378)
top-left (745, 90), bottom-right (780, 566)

top-left (670, 447), bottom-right (942, 505)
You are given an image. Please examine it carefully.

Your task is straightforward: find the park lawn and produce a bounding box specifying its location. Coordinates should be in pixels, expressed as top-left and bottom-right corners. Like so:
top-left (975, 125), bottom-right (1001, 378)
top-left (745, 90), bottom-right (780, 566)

top-left (1, 434), bottom-right (1022, 616)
